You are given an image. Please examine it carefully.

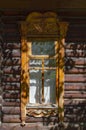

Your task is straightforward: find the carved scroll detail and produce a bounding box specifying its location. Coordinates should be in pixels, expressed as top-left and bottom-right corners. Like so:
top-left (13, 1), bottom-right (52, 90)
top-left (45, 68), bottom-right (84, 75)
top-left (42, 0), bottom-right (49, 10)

top-left (27, 109), bottom-right (58, 117)
top-left (20, 12), bottom-right (68, 40)
top-left (20, 12), bottom-right (69, 124)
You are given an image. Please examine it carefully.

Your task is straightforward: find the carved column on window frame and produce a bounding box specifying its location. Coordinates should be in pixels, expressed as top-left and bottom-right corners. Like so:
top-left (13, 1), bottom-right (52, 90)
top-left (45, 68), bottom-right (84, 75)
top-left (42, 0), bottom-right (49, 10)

top-left (20, 12), bottom-right (68, 125)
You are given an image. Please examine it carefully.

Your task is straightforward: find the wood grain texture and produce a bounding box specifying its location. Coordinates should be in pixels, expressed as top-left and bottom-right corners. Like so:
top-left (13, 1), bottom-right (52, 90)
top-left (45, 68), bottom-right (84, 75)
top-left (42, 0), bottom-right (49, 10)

top-left (1, 13), bottom-right (86, 124)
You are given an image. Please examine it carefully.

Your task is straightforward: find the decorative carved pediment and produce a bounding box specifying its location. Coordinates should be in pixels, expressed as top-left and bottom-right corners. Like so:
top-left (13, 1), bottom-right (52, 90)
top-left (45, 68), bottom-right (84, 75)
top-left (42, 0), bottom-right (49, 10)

top-left (20, 12), bottom-right (68, 40)
top-left (20, 12), bottom-right (69, 125)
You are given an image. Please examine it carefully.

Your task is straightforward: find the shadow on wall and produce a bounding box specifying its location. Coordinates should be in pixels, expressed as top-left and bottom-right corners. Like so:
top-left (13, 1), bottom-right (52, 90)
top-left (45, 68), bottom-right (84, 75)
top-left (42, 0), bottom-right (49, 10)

top-left (64, 42), bottom-right (86, 125)
top-left (0, 33), bottom-right (86, 128)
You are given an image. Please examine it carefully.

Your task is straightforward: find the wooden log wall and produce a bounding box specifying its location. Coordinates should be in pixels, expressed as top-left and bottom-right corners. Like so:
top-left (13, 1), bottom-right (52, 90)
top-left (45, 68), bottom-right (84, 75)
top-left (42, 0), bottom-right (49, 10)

top-left (1, 13), bottom-right (86, 124)
top-left (1, 15), bottom-right (22, 123)
top-left (0, 16), bottom-right (4, 124)
top-left (64, 42), bottom-right (86, 123)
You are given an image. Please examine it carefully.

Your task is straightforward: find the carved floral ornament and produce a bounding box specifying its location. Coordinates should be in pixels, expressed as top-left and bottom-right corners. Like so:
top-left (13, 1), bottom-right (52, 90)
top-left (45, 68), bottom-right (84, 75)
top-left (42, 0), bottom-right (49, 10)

top-left (20, 12), bottom-right (69, 124)
top-left (20, 12), bottom-right (68, 40)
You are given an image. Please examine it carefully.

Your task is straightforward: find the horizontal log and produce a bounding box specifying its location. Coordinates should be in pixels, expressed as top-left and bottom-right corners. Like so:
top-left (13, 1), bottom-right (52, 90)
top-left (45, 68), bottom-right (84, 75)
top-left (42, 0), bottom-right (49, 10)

top-left (64, 107), bottom-right (86, 116)
top-left (2, 115), bottom-right (21, 123)
top-left (65, 43), bottom-right (86, 50)
top-left (2, 114), bottom-right (58, 123)
top-left (2, 82), bottom-right (20, 85)
top-left (2, 58), bottom-right (20, 66)
top-left (66, 37), bottom-right (86, 42)
top-left (3, 101), bottom-right (20, 106)
top-left (3, 37), bottom-right (20, 43)
top-left (4, 23), bottom-right (18, 28)
top-left (3, 66), bottom-right (21, 74)
top-left (64, 115), bottom-right (86, 122)
top-left (3, 84), bottom-right (20, 91)
top-left (65, 74), bottom-right (86, 82)
top-left (64, 83), bottom-right (86, 90)
top-left (65, 57), bottom-right (86, 66)
top-left (64, 91), bottom-right (86, 98)
top-left (3, 65), bottom-right (86, 74)
top-left (68, 28), bottom-right (86, 34)
top-left (64, 99), bottom-right (86, 106)
top-left (65, 50), bottom-right (86, 57)
top-left (3, 16), bottom-right (24, 23)
top-left (3, 50), bottom-right (20, 57)
top-left (4, 33), bottom-right (20, 38)
top-left (3, 92), bottom-right (20, 99)
top-left (26, 116), bottom-right (58, 123)
top-left (4, 29), bottom-right (20, 35)
top-left (64, 106), bottom-right (86, 113)
top-left (2, 76), bottom-right (20, 82)
top-left (65, 67), bottom-right (86, 74)
top-left (2, 107), bottom-right (20, 114)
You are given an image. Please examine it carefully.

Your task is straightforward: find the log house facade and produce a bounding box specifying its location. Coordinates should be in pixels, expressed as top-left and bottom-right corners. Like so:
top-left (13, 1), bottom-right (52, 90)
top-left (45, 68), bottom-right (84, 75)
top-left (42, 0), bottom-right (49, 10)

top-left (0, 1), bottom-right (86, 129)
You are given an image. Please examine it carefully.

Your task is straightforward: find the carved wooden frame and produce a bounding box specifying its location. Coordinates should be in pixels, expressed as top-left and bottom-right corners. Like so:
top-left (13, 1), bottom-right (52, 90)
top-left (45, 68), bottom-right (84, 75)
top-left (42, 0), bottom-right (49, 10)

top-left (20, 12), bottom-right (68, 125)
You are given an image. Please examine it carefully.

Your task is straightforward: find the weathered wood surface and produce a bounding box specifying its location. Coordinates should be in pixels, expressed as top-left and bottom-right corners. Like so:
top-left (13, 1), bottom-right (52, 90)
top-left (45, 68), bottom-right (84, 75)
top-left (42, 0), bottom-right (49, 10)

top-left (2, 18), bottom-right (21, 123)
top-left (1, 15), bottom-right (86, 124)
top-left (64, 42), bottom-right (86, 122)
top-left (0, 16), bottom-right (3, 124)
top-left (3, 101), bottom-right (20, 107)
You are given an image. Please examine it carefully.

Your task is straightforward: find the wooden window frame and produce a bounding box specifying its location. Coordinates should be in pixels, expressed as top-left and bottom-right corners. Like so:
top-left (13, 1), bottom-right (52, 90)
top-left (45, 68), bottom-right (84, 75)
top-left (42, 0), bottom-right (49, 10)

top-left (20, 12), bottom-right (68, 125)
top-left (27, 41), bottom-right (57, 104)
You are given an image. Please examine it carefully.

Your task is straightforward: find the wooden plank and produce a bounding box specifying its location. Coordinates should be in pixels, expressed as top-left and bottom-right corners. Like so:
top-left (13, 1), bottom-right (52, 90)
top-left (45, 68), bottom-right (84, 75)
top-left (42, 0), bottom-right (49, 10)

top-left (64, 83), bottom-right (86, 90)
top-left (2, 115), bottom-right (58, 123)
top-left (2, 107), bottom-right (20, 114)
top-left (3, 101), bottom-right (20, 107)
top-left (3, 43), bottom-right (20, 49)
top-left (65, 55), bottom-right (86, 66)
top-left (4, 37), bottom-right (20, 43)
top-left (3, 92), bottom-right (20, 99)
top-left (65, 67), bottom-right (86, 74)
top-left (2, 115), bottom-right (21, 123)
top-left (64, 115), bottom-right (86, 122)
top-left (65, 51), bottom-right (86, 57)
top-left (64, 99), bottom-right (86, 106)
top-left (64, 91), bottom-right (86, 98)
top-left (4, 23), bottom-right (18, 28)
top-left (3, 50), bottom-right (20, 58)
top-left (65, 74), bottom-right (86, 82)
top-left (2, 84), bottom-right (20, 91)
top-left (2, 58), bottom-right (20, 66)
top-left (3, 66), bottom-right (20, 74)
top-left (26, 116), bottom-right (58, 123)
top-left (65, 43), bottom-right (86, 50)
top-left (4, 28), bottom-right (19, 33)
top-left (64, 106), bottom-right (86, 115)
top-left (2, 76), bottom-right (20, 82)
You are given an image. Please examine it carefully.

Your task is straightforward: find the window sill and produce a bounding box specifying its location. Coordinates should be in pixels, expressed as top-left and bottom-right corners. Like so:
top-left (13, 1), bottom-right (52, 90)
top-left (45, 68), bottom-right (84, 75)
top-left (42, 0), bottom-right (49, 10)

top-left (26, 103), bottom-right (58, 109)
top-left (26, 103), bottom-right (58, 117)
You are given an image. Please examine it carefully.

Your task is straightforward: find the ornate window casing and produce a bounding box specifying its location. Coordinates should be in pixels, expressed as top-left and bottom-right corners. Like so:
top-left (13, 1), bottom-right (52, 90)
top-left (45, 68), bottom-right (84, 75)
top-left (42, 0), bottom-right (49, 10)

top-left (20, 12), bottom-right (68, 125)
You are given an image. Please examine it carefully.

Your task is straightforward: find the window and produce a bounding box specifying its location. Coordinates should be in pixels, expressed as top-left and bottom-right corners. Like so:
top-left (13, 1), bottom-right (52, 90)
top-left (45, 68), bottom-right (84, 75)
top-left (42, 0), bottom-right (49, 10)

top-left (20, 12), bottom-right (68, 124)
top-left (28, 41), bottom-right (57, 105)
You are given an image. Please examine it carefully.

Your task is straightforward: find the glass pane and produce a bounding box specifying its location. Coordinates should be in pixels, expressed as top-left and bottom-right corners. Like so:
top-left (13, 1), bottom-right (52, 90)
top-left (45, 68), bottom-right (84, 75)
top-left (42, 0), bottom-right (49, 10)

top-left (29, 69), bottom-right (42, 103)
top-left (44, 70), bottom-right (56, 104)
top-left (32, 41), bottom-right (55, 56)
top-left (30, 59), bottom-right (42, 67)
top-left (44, 59), bottom-right (56, 67)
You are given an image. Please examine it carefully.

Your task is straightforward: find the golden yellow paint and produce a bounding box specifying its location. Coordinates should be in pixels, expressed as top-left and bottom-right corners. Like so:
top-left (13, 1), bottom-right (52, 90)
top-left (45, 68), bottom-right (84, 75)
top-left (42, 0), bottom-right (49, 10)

top-left (21, 37), bottom-right (29, 124)
top-left (20, 12), bottom-right (68, 124)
